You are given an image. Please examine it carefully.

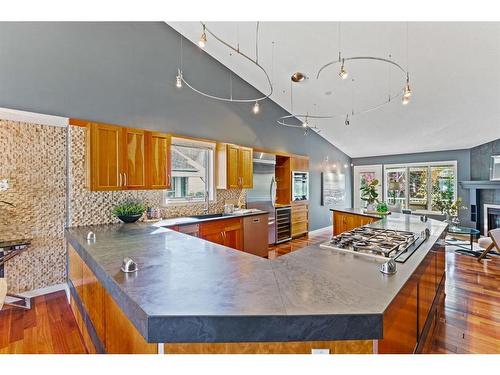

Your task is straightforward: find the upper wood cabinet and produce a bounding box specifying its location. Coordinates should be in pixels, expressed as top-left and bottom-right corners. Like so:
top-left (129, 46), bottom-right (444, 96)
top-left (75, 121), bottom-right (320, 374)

top-left (89, 122), bottom-right (124, 191)
top-left (291, 156), bottom-right (309, 172)
top-left (123, 128), bottom-right (147, 189)
top-left (147, 132), bottom-right (171, 189)
top-left (72, 119), bottom-right (171, 191)
top-left (216, 143), bottom-right (253, 189)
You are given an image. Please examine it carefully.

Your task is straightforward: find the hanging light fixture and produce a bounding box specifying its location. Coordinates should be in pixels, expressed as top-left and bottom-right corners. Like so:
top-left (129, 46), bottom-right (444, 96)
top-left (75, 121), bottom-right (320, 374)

top-left (175, 69), bottom-right (183, 88)
top-left (339, 58), bottom-right (348, 80)
top-left (402, 73), bottom-right (412, 105)
top-left (345, 114), bottom-right (350, 126)
top-left (252, 101), bottom-right (260, 114)
top-left (198, 25), bottom-right (207, 48)
top-left (177, 22), bottom-right (273, 115)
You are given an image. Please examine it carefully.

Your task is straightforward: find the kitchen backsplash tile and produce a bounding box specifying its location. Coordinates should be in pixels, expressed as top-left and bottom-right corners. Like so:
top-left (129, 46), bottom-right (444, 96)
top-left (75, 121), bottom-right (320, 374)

top-left (0, 120), bottom-right (66, 293)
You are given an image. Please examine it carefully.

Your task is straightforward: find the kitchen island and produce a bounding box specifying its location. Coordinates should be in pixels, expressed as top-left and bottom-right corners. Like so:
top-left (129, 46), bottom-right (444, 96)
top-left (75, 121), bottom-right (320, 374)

top-left (65, 211), bottom-right (447, 354)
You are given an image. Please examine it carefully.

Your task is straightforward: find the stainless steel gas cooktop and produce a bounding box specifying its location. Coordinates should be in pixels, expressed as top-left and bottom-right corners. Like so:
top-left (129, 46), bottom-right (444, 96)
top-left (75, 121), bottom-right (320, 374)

top-left (320, 226), bottom-right (428, 263)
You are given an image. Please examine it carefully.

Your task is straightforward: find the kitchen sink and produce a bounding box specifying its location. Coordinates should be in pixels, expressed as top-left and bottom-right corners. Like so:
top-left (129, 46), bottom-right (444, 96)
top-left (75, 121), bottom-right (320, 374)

top-left (188, 213), bottom-right (227, 220)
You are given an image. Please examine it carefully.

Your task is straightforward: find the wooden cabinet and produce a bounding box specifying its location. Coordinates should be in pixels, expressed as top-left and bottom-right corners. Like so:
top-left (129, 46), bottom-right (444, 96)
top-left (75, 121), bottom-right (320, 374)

top-left (275, 155), bottom-right (292, 205)
top-left (89, 122), bottom-right (124, 191)
top-left (199, 217), bottom-right (243, 250)
top-left (291, 201), bottom-right (309, 238)
top-left (216, 143), bottom-right (253, 189)
top-left (72, 119), bottom-right (171, 191)
top-left (147, 132), bottom-right (171, 189)
top-left (291, 156), bottom-right (309, 172)
top-left (123, 128), bottom-right (147, 189)
top-left (333, 211), bottom-right (377, 236)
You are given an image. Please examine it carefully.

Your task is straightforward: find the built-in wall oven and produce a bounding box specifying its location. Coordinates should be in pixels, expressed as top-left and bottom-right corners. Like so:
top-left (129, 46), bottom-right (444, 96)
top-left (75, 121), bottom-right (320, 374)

top-left (292, 171), bottom-right (309, 201)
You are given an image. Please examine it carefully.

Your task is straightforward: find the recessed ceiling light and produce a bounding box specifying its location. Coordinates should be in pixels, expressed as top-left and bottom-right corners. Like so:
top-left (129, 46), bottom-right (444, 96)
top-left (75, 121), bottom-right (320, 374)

top-left (324, 91), bottom-right (332, 96)
top-left (291, 72), bottom-right (307, 82)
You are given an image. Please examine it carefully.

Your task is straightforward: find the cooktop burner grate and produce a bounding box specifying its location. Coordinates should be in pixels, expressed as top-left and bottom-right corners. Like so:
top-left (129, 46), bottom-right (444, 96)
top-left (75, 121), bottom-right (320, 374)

top-left (320, 227), bottom-right (427, 263)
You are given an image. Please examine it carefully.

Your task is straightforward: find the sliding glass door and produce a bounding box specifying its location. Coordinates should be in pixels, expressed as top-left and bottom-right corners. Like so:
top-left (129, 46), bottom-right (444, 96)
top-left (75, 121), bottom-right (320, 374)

top-left (384, 162), bottom-right (457, 214)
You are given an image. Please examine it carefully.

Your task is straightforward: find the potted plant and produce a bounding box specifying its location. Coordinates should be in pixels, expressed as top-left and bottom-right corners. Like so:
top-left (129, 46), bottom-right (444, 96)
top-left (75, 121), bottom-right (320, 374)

top-left (112, 202), bottom-right (146, 223)
top-left (360, 179), bottom-right (380, 211)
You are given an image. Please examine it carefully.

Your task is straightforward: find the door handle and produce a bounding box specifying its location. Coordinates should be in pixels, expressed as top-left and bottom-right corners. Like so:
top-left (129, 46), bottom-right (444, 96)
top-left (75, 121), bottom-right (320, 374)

top-left (124, 172), bottom-right (127, 187)
top-left (119, 173), bottom-right (123, 187)
top-left (167, 174), bottom-right (171, 186)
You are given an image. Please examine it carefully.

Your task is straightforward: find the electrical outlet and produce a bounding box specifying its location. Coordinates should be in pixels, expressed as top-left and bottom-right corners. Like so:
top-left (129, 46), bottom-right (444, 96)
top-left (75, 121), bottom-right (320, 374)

top-left (0, 179), bottom-right (9, 192)
top-left (311, 348), bottom-right (330, 354)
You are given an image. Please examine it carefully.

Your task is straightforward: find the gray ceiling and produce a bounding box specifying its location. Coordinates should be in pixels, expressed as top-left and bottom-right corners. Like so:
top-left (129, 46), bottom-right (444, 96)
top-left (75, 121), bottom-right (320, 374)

top-left (169, 22), bottom-right (500, 157)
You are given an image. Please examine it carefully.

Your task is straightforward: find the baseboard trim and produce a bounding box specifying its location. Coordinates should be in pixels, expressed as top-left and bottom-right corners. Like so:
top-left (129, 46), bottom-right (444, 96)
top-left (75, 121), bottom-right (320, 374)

top-left (17, 282), bottom-right (69, 299)
top-left (308, 225), bottom-right (332, 235)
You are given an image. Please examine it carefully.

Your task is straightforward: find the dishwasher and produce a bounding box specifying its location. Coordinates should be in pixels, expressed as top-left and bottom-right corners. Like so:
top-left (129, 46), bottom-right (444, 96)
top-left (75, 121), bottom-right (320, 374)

top-left (243, 214), bottom-right (269, 257)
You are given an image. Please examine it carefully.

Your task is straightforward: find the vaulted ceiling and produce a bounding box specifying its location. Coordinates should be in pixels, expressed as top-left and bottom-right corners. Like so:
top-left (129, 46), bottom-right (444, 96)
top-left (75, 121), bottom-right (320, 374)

top-left (168, 22), bottom-right (500, 157)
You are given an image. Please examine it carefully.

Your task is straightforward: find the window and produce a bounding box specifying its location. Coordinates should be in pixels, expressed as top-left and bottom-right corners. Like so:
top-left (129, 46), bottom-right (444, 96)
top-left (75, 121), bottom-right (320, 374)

top-left (384, 161), bottom-right (457, 213)
top-left (164, 137), bottom-right (215, 204)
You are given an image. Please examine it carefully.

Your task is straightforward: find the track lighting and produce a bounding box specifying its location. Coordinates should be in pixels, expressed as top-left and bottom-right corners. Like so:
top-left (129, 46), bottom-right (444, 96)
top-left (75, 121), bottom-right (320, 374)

top-left (339, 59), bottom-right (348, 80)
top-left (252, 101), bottom-right (260, 114)
top-left (176, 70), bottom-right (183, 88)
top-left (198, 25), bottom-right (207, 48)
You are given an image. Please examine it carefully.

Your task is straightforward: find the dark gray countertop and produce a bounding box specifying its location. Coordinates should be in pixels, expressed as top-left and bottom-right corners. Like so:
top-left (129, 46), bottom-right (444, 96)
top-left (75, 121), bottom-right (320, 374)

top-left (330, 207), bottom-right (388, 219)
top-left (65, 213), bottom-right (448, 343)
top-left (152, 209), bottom-right (268, 227)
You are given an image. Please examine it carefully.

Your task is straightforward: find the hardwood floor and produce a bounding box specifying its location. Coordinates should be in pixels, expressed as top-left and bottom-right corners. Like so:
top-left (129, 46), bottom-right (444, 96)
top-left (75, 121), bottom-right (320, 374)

top-left (0, 228), bottom-right (499, 354)
top-left (430, 250), bottom-right (500, 353)
top-left (268, 230), bottom-right (331, 259)
top-left (0, 290), bottom-right (86, 354)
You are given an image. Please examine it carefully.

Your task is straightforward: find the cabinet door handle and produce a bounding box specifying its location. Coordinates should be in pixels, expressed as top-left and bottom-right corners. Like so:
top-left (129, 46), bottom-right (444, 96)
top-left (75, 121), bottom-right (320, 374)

top-left (124, 172), bottom-right (127, 187)
top-left (119, 173), bottom-right (123, 187)
top-left (167, 174), bottom-right (171, 187)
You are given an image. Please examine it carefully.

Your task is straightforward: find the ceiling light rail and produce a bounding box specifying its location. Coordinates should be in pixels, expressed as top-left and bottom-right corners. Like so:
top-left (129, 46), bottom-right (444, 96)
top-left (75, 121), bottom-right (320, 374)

top-left (176, 22), bottom-right (274, 111)
top-left (276, 54), bottom-right (412, 133)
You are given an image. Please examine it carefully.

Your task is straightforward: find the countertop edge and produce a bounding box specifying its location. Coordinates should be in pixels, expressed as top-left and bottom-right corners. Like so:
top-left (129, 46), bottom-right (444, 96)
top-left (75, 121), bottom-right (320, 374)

top-left (65, 232), bottom-right (151, 342)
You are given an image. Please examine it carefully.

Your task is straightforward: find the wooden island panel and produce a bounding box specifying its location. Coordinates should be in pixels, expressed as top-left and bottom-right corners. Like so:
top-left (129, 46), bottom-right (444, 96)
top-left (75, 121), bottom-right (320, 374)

top-left (163, 340), bottom-right (373, 354)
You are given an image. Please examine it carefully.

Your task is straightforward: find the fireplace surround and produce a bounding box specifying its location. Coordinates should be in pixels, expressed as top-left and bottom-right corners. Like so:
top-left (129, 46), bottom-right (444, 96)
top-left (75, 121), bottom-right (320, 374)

top-left (484, 204), bottom-right (500, 235)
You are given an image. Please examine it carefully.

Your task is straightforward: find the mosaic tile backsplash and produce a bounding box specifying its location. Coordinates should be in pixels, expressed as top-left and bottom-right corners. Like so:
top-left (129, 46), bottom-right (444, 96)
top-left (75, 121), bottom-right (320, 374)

top-left (0, 120), bottom-right (67, 293)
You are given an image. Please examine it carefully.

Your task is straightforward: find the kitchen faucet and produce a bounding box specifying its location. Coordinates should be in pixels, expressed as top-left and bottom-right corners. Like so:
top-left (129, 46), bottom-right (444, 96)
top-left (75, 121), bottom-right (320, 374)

top-left (203, 190), bottom-right (209, 214)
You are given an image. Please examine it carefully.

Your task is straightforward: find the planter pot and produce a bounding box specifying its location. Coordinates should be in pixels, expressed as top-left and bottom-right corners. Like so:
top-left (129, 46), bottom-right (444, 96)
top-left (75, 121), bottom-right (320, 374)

top-left (117, 214), bottom-right (142, 223)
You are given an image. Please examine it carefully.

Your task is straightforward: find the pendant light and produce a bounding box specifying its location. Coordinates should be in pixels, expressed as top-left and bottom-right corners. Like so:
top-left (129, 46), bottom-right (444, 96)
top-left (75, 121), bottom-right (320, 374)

top-left (339, 58), bottom-right (348, 80)
top-left (198, 25), bottom-right (207, 48)
top-left (252, 101), bottom-right (260, 114)
top-left (176, 69), bottom-right (183, 88)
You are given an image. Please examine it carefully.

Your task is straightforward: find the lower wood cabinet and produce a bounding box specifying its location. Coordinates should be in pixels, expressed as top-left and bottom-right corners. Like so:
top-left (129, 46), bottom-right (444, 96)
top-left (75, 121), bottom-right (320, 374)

top-left (291, 201), bottom-right (309, 238)
top-left (199, 218), bottom-right (243, 250)
top-left (333, 211), bottom-right (376, 236)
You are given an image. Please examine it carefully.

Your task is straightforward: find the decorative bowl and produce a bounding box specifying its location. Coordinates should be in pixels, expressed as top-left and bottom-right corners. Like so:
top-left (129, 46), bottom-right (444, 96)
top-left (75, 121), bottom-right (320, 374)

top-left (117, 214), bottom-right (142, 223)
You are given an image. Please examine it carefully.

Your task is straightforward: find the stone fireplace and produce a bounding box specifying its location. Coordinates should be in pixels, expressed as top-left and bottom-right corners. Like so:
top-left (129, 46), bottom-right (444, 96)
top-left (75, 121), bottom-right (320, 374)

top-left (484, 204), bottom-right (500, 235)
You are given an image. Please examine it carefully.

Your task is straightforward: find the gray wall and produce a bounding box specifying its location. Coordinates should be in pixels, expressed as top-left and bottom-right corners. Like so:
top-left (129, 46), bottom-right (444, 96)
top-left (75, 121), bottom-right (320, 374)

top-left (0, 22), bottom-right (351, 231)
top-left (352, 149), bottom-right (472, 226)
top-left (470, 138), bottom-right (500, 231)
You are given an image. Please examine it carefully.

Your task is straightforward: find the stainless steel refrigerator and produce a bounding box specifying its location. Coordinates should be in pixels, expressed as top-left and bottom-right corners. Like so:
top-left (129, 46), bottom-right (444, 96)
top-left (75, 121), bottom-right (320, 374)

top-left (246, 152), bottom-right (277, 244)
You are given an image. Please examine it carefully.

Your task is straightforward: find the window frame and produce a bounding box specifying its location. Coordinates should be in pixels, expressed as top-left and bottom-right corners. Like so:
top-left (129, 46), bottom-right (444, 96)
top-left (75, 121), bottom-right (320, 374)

top-left (383, 160), bottom-right (458, 214)
top-left (163, 137), bottom-right (216, 206)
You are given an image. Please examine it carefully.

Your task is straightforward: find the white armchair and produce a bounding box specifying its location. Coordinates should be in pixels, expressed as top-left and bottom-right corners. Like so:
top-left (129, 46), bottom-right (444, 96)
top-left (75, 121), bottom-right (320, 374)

top-left (478, 228), bottom-right (500, 261)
